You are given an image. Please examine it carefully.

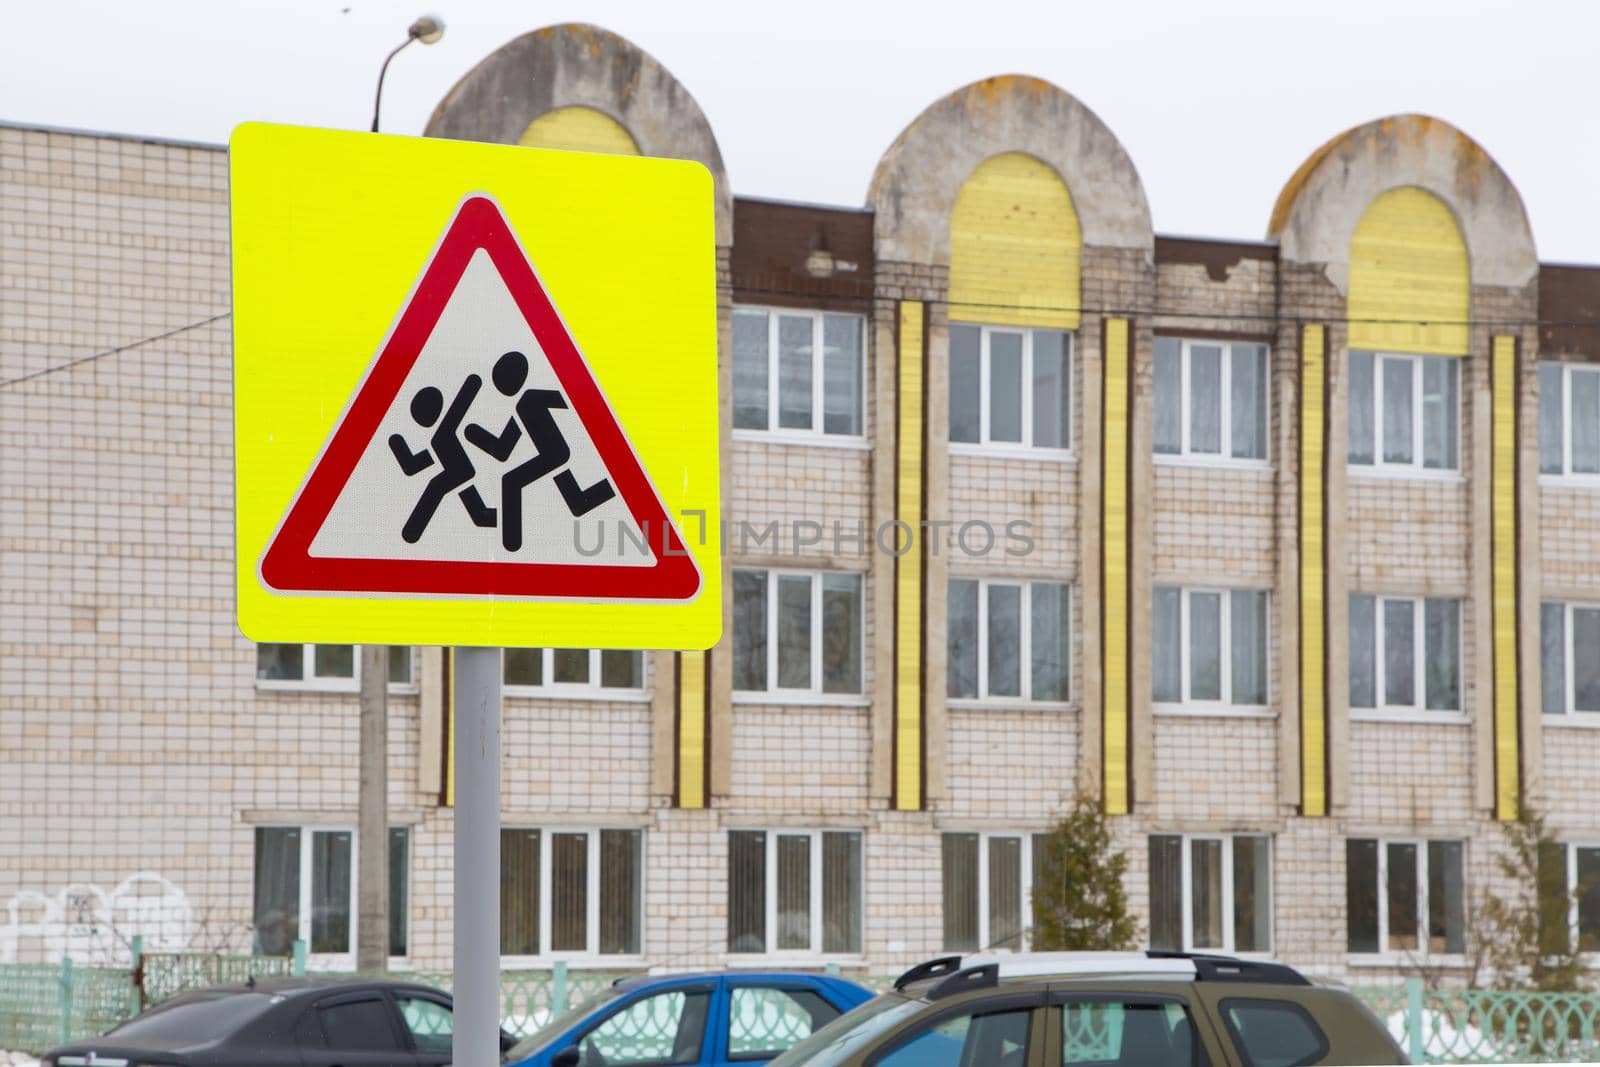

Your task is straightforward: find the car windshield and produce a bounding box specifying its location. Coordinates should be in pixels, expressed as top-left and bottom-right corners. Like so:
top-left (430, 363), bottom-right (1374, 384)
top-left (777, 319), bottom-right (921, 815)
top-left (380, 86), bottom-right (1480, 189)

top-left (108, 990), bottom-right (278, 1042)
top-left (766, 993), bottom-right (923, 1067)
top-left (503, 988), bottom-right (622, 1060)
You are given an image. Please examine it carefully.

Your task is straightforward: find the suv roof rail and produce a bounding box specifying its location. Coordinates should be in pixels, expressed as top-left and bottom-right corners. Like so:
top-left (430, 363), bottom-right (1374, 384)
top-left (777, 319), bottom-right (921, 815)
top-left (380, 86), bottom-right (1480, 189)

top-left (1145, 951), bottom-right (1310, 986)
top-left (893, 956), bottom-right (963, 991)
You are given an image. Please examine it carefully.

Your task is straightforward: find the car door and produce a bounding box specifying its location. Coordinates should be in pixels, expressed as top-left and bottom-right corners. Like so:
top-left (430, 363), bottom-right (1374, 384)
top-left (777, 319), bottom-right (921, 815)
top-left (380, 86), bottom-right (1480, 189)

top-left (864, 993), bottom-right (1047, 1067)
top-left (295, 989), bottom-right (418, 1067)
top-left (393, 991), bottom-right (456, 1067)
top-left (716, 980), bottom-right (855, 1066)
top-left (565, 982), bottom-right (717, 1067)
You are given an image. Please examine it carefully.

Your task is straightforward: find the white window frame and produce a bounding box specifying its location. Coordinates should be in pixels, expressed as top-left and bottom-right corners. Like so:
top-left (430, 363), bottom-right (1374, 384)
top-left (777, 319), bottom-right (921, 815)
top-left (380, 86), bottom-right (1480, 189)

top-left (1541, 601), bottom-right (1600, 723)
top-left (1155, 833), bottom-right (1272, 956)
top-left (255, 644), bottom-right (415, 694)
top-left (500, 826), bottom-right (646, 967)
top-left (1153, 587), bottom-right (1270, 715)
top-left (254, 824), bottom-right (409, 971)
top-left (1348, 837), bottom-right (1466, 961)
top-left (732, 828), bottom-right (864, 963)
top-left (1554, 842), bottom-right (1600, 956)
top-left (732, 569), bottom-right (866, 704)
top-left (1348, 351), bottom-right (1460, 477)
top-left (944, 832), bottom-right (1037, 953)
top-left (1539, 362), bottom-right (1600, 485)
top-left (948, 324), bottom-right (1074, 458)
top-left (1154, 338), bottom-right (1270, 466)
top-left (1349, 595), bottom-right (1462, 716)
top-left (502, 648), bottom-right (650, 703)
top-left (731, 305), bottom-right (867, 445)
top-left (947, 578), bottom-right (1071, 707)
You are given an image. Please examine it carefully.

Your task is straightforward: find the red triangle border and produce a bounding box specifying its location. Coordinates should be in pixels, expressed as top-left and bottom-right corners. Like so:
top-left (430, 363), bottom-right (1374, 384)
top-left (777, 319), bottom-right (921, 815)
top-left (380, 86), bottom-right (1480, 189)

top-left (258, 195), bottom-right (702, 603)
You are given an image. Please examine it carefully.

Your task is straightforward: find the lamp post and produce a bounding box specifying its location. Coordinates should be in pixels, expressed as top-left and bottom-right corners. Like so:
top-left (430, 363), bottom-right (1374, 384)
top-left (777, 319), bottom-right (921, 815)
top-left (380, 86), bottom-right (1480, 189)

top-left (356, 12), bottom-right (444, 974)
top-left (370, 14), bottom-right (446, 132)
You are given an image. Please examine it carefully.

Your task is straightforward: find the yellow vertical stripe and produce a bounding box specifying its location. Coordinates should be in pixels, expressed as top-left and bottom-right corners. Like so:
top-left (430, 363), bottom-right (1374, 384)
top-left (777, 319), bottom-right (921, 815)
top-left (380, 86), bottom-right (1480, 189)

top-left (1492, 336), bottom-right (1521, 821)
top-left (1102, 318), bottom-right (1129, 815)
top-left (1300, 325), bottom-right (1327, 817)
top-left (1348, 188), bottom-right (1469, 356)
top-left (678, 651), bottom-right (707, 809)
top-left (894, 301), bottom-right (925, 811)
top-left (949, 153), bottom-right (1080, 329)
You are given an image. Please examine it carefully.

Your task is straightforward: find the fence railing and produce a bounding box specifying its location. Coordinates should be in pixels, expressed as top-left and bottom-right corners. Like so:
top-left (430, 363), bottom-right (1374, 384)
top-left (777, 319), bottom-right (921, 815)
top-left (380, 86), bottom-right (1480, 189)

top-left (9, 953), bottom-right (1600, 1063)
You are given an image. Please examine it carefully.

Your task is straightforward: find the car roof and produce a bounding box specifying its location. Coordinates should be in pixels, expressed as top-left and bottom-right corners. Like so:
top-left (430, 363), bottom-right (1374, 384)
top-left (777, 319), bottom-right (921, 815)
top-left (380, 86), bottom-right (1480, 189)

top-left (184, 976), bottom-right (449, 999)
top-left (893, 952), bottom-right (1310, 1000)
top-left (611, 971), bottom-right (857, 993)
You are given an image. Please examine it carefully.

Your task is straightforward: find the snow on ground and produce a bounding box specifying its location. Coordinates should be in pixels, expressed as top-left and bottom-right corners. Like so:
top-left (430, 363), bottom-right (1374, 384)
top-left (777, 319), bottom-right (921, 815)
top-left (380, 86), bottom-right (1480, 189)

top-left (0, 1052), bottom-right (41, 1067)
top-left (1386, 1008), bottom-right (1491, 1059)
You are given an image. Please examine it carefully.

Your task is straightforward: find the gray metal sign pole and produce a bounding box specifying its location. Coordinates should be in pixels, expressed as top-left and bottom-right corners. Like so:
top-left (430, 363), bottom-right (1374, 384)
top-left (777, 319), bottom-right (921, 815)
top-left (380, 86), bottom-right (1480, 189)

top-left (453, 646), bottom-right (502, 1067)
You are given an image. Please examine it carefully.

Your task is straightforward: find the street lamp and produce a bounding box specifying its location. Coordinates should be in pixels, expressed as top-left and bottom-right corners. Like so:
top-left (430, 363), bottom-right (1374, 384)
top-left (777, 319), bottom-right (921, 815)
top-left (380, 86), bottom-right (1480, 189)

top-left (370, 14), bottom-right (446, 132)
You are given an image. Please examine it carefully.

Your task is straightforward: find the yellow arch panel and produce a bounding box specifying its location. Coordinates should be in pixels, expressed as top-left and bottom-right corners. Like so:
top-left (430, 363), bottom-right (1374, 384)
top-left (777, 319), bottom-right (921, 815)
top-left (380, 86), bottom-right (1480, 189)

top-left (1348, 187), bottom-right (1469, 356)
top-left (950, 153), bottom-right (1080, 330)
top-left (519, 106), bottom-right (641, 156)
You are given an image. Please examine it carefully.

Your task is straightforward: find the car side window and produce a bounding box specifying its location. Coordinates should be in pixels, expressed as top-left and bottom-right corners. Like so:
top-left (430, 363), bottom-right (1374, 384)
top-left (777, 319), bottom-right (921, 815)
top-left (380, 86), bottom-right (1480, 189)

top-left (871, 1008), bottom-right (1031, 1067)
top-left (1219, 998), bottom-right (1329, 1067)
top-left (397, 995), bottom-right (454, 1055)
top-left (580, 989), bottom-right (712, 1066)
top-left (728, 988), bottom-right (842, 1060)
top-left (318, 996), bottom-right (402, 1051)
top-left (1060, 1000), bottom-right (1203, 1066)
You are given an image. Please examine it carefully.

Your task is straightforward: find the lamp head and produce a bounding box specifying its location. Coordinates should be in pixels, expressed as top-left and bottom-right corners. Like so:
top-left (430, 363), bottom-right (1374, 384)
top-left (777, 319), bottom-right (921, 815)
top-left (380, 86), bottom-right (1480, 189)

top-left (408, 14), bottom-right (445, 44)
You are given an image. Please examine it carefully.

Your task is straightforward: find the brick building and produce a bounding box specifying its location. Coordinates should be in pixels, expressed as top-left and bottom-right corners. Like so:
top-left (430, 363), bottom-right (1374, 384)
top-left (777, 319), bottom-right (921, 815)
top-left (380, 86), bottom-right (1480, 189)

top-left (4, 22), bottom-right (1600, 984)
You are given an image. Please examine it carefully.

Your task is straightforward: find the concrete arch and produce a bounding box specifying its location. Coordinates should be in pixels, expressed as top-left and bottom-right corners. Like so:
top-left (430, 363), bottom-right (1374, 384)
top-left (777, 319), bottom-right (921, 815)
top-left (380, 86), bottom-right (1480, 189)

top-left (867, 75), bottom-right (1153, 262)
top-left (426, 23), bottom-right (732, 245)
top-left (1269, 114), bottom-right (1537, 291)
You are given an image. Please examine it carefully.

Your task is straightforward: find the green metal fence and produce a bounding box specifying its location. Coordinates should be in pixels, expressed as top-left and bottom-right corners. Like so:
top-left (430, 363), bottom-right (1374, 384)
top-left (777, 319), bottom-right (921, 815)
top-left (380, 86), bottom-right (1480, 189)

top-left (8, 955), bottom-right (1600, 1063)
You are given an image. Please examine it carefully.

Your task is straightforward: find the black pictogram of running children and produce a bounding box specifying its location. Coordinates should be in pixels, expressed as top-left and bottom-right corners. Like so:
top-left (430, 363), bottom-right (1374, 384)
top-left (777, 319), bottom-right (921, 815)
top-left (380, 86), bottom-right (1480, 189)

top-left (388, 350), bottom-right (617, 551)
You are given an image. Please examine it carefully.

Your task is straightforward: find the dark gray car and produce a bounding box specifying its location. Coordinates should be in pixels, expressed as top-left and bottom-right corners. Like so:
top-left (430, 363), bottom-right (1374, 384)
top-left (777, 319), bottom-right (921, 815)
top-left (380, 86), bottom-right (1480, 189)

top-left (42, 976), bottom-right (515, 1067)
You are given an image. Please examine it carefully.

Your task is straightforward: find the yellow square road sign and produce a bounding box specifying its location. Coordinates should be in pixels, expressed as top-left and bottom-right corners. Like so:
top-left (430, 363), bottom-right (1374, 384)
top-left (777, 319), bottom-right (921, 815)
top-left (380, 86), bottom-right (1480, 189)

top-left (230, 123), bottom-right (721, 649)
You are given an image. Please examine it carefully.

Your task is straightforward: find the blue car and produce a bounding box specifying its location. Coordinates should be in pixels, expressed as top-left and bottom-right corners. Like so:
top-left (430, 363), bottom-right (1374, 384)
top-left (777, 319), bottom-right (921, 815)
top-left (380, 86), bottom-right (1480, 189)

top-left (502, 972), bottom-right (873, 1067)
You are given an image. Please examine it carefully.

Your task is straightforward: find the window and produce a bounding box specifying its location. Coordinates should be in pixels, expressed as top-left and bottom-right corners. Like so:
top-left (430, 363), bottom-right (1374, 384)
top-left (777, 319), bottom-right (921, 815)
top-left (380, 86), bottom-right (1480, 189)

top-left (943, 833), bottom-right (1045, 952)
top-left (1153, 588), bottom-right (1268, 709)
top-left (579, 989), bottom-right (712, 1066)
top-left (396, 995), bottom-right (453, 1055)
top-left (318, 996), bottom-right (402, 1051)
top-left (733, 570), bottom-right (863, 697)
top-left (251, 826), bottom-right (410, 963)
top-left (1539, 843), bottom-right (1600, 953)
top-left (500, 828), bottom-right (642, 958)
top-left (1540, 601), bottom-right (1600, 716)
top-left (1539, 362), bottom-right (1600, 478)
top-left (1060, 1000), bottom-right (1198, 1066)
top-left (255, 644), bottom-right (413, 691)
top-left (1154, 337), bottom-right (1268, 461)
top-left (949, 324), bottom-right (1072, 450)
top-left (1346, 838), bottom-right (1465, 955)
top-left (948, 580), bottom-right (1070, 703)
top-left (1220, 999), bottom-right (1328, 1067)
top-left (733, 307), bottom-right (864, 438)
top-left (727, 830), bottom-right (862, 956)
top-left (503, 648), bottom-right (646, 696)
top-left (1348, 595), bottom-right (1460, 712)
top-left (727, 987), bottom-right (843, 1060)
top-left (1149, 835), bottom-right (1271, 954)
top-left (1348, 351), bottom-right (1459, 471)
top-left (874, 1008), bottom-right (1032, 1067)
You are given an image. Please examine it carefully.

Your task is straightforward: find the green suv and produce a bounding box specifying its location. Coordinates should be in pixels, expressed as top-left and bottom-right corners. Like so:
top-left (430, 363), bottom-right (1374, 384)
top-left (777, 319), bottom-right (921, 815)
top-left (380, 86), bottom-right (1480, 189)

top-left (768, 952), bottom-right (1407, 1067)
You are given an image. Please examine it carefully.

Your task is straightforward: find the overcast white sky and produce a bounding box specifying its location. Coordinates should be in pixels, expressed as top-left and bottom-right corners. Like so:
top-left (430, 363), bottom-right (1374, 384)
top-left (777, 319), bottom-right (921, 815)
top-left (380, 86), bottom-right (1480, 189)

top-left (7, 0), bottom-right (1599, 260)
